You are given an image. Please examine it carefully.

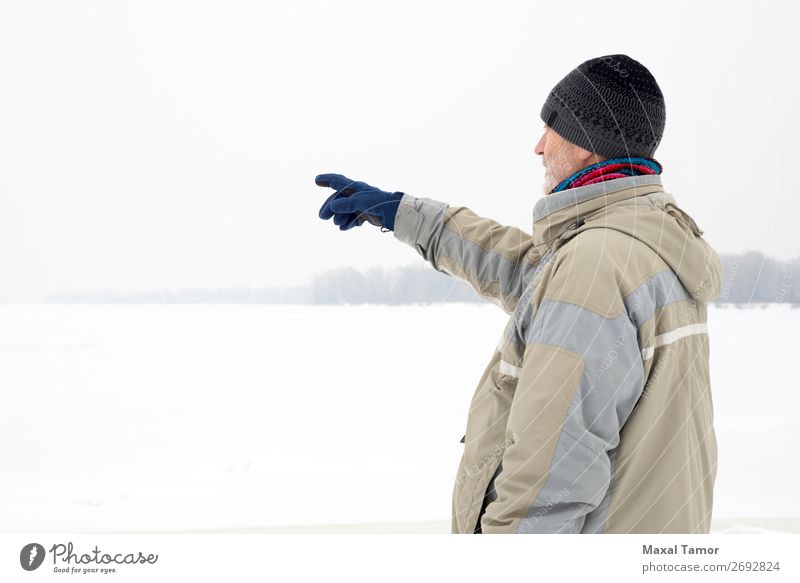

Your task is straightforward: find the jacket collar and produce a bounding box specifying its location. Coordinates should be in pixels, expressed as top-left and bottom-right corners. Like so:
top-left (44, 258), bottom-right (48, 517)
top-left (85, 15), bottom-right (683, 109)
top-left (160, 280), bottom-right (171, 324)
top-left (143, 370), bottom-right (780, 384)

top-left (531, 174), bottom-right (665, 248)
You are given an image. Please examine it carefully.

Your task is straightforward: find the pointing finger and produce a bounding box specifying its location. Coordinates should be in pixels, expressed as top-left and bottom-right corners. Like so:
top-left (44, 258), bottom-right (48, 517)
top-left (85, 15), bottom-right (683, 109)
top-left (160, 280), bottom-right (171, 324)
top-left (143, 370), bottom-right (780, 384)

top-left (315, 173), bottom-right (355, 191)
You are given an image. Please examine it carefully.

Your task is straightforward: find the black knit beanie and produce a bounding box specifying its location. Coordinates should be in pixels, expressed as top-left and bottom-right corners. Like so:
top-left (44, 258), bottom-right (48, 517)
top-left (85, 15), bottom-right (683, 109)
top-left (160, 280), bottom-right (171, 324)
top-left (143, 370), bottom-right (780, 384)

top-left (540, 54), bottom-right (666, 159)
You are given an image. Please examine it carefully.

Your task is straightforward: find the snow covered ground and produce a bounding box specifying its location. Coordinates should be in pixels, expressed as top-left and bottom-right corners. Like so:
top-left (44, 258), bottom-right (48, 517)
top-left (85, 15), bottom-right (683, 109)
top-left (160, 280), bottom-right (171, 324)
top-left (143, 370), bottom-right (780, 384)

top-left (0, 303), bottom-right (798, 533)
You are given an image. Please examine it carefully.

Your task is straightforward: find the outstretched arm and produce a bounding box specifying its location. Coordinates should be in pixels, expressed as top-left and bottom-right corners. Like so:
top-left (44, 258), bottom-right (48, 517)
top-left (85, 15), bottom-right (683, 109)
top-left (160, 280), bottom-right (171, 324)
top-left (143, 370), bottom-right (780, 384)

top-left (393, 193), bottom-right (542, 315)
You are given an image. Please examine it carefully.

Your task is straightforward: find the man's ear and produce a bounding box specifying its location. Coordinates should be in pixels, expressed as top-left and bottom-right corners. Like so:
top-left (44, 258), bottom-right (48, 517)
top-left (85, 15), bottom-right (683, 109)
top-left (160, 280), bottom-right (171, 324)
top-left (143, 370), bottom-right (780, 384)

top-left (575, 144), bottom-right (606, 165)
top-left (575, 144), bottom-right (594, 162)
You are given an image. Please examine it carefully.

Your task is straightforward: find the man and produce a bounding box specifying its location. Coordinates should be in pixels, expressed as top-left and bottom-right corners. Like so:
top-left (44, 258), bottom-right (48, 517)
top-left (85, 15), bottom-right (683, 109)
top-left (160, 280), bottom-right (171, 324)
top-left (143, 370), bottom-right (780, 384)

top-left (315, 54), bottom-right (722, 534)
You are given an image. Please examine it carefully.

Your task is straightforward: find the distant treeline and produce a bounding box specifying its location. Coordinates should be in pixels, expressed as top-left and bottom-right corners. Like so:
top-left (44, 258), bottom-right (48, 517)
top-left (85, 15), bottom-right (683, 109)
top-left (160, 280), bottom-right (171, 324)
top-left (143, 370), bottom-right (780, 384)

top-left (48, 251), bottom-right (800, 306)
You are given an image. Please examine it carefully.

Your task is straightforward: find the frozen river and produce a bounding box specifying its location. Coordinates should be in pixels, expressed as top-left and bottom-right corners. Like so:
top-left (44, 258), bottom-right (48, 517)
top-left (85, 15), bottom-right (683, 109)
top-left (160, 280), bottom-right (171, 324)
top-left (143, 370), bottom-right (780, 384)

top-left (1, 303), bottom-right (797, 533)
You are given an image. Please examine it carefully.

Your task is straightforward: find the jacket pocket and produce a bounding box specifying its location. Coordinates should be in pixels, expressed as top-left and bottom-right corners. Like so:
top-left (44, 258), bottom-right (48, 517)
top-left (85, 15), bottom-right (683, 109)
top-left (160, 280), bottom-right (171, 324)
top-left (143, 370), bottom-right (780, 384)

top-left (452, 437), bottom-right (514, 533)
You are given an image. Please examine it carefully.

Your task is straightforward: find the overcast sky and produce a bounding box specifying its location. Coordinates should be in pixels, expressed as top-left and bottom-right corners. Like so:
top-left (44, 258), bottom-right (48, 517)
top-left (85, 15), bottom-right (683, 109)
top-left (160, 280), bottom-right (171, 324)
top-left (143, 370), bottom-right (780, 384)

top-left (1, 0), bottom-right (798, 300)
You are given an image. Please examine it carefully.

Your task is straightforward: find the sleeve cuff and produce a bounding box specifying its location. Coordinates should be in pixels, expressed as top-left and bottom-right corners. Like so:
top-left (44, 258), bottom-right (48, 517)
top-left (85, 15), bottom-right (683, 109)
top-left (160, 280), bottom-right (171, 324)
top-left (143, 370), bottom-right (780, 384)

top-left (392, 192), bottom-right (449, 250)
top-left (392, 193), bottom-right (424, 246)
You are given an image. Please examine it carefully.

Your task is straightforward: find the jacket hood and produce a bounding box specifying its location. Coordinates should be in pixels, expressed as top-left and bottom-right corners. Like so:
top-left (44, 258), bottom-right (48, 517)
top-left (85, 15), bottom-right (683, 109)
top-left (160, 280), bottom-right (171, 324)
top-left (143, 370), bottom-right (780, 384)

top-left (531, 174), bottom-right (722, 302)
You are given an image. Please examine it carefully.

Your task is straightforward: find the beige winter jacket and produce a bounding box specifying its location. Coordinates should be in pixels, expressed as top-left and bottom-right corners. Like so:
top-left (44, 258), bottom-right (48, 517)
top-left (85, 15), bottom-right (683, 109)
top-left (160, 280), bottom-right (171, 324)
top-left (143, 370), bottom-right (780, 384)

top-left (393, 174), bottom-right (722, 534)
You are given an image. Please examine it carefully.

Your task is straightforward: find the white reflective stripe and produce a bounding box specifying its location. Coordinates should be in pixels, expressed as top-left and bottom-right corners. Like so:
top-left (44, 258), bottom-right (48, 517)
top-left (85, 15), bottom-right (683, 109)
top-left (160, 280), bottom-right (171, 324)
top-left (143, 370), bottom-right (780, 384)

top-left (498, 359), bottom-right (521, 378)
top-left (641, 322), bottom-right (708, 360)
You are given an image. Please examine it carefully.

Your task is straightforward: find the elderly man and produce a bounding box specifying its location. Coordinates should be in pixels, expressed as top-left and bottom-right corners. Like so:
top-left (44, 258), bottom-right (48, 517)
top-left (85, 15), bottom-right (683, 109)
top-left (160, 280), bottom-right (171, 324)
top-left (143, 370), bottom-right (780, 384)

top-left (316, 54), bottom-right (722, 534)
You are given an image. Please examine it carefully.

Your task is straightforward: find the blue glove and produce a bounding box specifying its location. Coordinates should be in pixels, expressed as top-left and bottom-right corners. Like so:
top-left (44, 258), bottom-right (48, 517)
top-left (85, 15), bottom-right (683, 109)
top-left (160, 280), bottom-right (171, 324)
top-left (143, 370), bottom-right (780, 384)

top-left (315, 173), bottom-right (404, 231)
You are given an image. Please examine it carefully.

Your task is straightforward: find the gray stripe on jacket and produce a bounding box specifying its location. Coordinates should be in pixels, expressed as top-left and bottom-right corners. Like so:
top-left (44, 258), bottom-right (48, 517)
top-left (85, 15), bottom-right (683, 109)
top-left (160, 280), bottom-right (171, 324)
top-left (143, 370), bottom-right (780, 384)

top-left (624, 269), bottom-right (692, 329)
top-left (515, 299), bottom-right (644, 533)
top-left (393, 193), bottom-right (537, 310)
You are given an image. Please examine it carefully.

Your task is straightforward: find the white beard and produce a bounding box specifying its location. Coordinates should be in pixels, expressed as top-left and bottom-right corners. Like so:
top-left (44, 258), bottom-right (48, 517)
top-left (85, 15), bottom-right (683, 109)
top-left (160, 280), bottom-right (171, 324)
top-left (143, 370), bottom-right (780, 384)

top-left (542, 145), bottom-right (578, 195)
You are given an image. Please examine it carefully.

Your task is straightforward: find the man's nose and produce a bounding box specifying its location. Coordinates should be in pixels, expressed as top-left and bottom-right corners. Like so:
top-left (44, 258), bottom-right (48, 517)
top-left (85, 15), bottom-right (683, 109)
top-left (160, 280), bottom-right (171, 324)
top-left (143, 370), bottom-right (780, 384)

top-left (534, 133), bottom-right (546, 156)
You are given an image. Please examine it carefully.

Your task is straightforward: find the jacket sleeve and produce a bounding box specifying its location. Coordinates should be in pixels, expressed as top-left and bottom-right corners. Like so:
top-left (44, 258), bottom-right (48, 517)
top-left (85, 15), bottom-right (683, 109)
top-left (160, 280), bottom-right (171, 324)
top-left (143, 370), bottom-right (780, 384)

top-left (393, 192), bottom-right (542, 314)
top-left (478, 243), bottom-right (646, 533)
